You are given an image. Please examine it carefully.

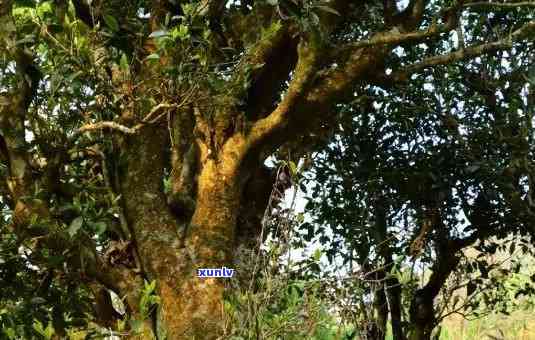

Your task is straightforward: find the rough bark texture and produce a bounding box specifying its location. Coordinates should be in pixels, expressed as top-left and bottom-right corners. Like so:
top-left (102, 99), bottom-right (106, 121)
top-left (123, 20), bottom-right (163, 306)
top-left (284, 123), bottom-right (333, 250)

top-left (118, 117), bottom-right (249, 338)
top-left (1, 0), bottom-right (533, 338)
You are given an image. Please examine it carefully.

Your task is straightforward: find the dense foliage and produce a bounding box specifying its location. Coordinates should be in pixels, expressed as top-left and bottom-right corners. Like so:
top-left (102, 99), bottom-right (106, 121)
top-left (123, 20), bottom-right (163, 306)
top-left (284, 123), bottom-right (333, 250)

top-left (0, 0), bottom-right (534, 339)
top-left (302, 47), bottom-right (535, 338)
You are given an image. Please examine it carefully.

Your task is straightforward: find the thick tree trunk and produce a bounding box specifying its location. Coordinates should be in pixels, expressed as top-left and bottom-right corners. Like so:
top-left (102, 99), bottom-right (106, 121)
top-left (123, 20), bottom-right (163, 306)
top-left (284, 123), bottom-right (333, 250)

top-left (160, 161), bottom-right (243, 339)
top-left (374, 285), bottom-right (388, 340)
top-left (117, 122), bottom-right (250, 339)
top-left (386, 278), bottom-right (405, 340)
top-left (408, 245), bottom-right (460, 340)
top-left (408, 289), bottom-right (435, 340)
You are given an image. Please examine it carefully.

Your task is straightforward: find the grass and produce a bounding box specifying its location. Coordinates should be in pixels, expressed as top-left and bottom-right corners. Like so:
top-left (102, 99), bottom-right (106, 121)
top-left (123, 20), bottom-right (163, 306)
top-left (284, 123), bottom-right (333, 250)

top-left (376, 310), bottom-right (535, 340)
top-left (438, 310), bottom-right (535, 340)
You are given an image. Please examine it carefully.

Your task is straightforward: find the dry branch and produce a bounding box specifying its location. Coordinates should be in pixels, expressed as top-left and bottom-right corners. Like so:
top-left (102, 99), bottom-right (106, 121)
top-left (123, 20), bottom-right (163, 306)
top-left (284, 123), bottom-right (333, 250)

top-left (76, 121), bottom-right (139, 135)
top-left (464, 1), bottom-right (535, 9)
top-left (393, 21), bottom-right (535, 78)
top-left (343, 23), bottom-right (447, 51)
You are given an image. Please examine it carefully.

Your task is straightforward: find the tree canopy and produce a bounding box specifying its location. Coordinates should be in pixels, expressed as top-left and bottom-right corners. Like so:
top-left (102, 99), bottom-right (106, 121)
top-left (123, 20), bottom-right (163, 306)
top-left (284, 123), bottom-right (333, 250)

top-left (0, 0), bottom-right (534, 339)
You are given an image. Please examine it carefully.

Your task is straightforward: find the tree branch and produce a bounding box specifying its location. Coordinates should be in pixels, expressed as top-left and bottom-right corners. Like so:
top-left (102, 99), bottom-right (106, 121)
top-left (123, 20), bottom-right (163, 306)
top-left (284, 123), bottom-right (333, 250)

top-left (72, 103), bottom-right (179, 140)
top-left (341, 21), bottom-right (449, 51)
top-left (233, 25), bottom-right (299, 120)
top-left (464, 1), bottom-right (535, 9)
top-left (198, 0), bottom-right (226, 18)
top-left (246, 37), bottom-right (322, 149)
top-left (76, 121), bottom-right (138, 136)
top-left (384, 0), bottom-right (428, 31)
top-left (231, 24), bottom-right (293, 94)
top-left (1, 51), bottom-right (41, 215)
top-left (386, 21), bottom-right (534, 81)
top-left (406, 40), bottom-right (511, 73)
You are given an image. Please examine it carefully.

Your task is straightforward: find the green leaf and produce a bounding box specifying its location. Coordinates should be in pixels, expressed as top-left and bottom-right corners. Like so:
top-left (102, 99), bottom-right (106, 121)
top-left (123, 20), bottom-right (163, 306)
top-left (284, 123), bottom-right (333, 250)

top-left (145, 53), bottom-right (160, 61)
top-left (68, 216), bottom-right (84, 237)
top-left (44, 323), bottom-right (55, 339)
top-left (181, 3), bottom-right (194, 16)
top-left (181, 27), bottom-right (189, 41)
top-left (315, 5), bottom-right (341, 16)
top-left (170, 25), bottom-right (189, 41)
top-left (289, 161), bottom-right (298, 176)
top-left (30, 297), bottom-right (46, 304)
top-left (148, 30), bottom-right (168, 38)
top-left (103, 14), bottom-right (119, 32)
top-left (146, 279), bottom-right (156, 292)
top-left (33, 320), bottom-right (54, 339)
top-left (33, 320), bottom-right (45, 336)
top-left (119, 53), bottom-right (129, 72)
top-left (313, 249), bottom-right (322, 262)
top-left (252, 62), bottom-right (266, 70)
top-left (91, 221), bottom-right (107, 235)
top-left (117, 319), bottom-right (126, 331)
top-left (16, 34), bottom-right (36, 45)
top-left (67, 70), bottom-right (83, 83)
top-left (36, 1), bottom-right (53, 19)
top-left (3, 327), bottom-right (16, 340)
top-left (110, 290), bottom-right (126, 315)
top-left (129, 319), bottom-right (143, 333)
top-left (309, 12), bottom-right (320, 26)
top-left (267, 0), bottom-right (278, 5)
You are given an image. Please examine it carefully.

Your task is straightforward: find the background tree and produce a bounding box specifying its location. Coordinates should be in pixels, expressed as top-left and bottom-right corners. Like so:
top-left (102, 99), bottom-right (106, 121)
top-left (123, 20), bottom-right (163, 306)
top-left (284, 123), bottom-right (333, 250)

top-left (0, 0), bottom-right (534, 338)
top-left (302, 21), bottom-right (535, 339)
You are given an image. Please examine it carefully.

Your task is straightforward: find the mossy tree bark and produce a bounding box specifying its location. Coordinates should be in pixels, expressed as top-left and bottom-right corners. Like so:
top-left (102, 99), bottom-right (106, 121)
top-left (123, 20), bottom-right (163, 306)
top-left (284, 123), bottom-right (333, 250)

top-left (2, 0), bottom-right (534, 338)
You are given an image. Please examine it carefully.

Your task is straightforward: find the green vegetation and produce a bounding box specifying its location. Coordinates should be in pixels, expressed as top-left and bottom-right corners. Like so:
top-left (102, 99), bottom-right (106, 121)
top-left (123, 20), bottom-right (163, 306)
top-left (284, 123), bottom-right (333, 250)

top-left (1, 0), bottom-right (534, 338)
